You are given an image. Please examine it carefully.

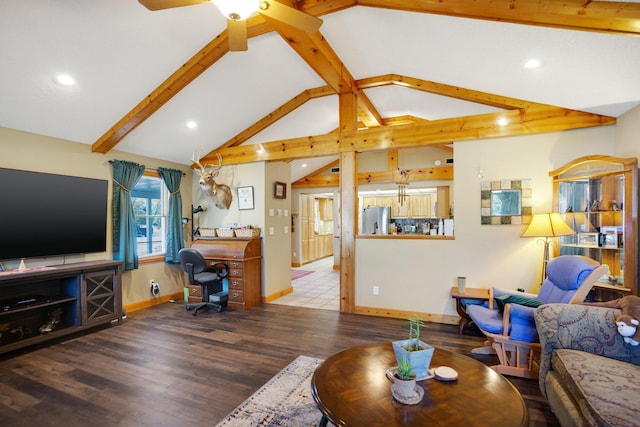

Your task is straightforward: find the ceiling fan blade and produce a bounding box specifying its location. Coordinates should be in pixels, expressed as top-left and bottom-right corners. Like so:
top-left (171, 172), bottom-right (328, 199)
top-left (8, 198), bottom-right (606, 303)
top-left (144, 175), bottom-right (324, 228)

top-left (258, 1), bottom-right (322, 34)
top-left (228, 19), bottom-right (248, 52)
top-left (138, 0), bottom-right (211, 11)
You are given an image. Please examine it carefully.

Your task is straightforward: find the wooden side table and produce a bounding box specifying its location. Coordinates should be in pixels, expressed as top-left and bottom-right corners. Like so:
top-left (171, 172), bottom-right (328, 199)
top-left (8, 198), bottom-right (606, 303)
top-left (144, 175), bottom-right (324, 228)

top-left (450, 287), bottom-right (490, 334)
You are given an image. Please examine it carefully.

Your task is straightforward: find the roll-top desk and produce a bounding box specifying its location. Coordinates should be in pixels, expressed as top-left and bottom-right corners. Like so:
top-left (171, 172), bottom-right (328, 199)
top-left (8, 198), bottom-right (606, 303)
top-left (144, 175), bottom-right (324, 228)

top-left (190, 238), bottom-right (262, 310)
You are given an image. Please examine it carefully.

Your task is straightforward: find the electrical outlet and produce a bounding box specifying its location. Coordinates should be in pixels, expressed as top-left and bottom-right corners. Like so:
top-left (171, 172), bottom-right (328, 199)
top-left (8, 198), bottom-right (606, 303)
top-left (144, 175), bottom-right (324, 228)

top-left (373, 286), bottom-right (379, 295)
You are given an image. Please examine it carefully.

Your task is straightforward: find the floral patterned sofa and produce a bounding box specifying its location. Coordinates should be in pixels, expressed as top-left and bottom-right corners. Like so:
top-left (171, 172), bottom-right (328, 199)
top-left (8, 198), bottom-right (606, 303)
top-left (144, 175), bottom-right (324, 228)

top-left (535, 303), bottom-right (640, 426)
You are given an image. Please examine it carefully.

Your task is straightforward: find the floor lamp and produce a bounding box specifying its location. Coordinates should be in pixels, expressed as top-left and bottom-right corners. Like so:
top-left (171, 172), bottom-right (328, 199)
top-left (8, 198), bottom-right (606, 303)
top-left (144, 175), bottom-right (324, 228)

top-left (522, 213), bottom-right (576, 285)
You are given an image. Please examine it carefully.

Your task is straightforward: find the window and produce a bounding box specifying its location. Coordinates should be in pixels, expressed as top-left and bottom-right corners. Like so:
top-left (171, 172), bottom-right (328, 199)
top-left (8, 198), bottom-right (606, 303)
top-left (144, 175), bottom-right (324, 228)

top-left (132, 172), bottom-right (168, 257)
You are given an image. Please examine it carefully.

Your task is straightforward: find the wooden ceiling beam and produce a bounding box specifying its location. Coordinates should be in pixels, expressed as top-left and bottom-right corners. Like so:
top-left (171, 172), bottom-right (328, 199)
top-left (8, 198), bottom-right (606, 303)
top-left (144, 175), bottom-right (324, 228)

top-left (436, 145), bottom-right (454, 153)
top-left (218, 85), bottom-right (334, 150)
top-left (293, 166), bottom-right (453, 188)
top-left (91, 19), bottom-right (272, 154)
top-left (206, 106), bottom-right (615, 165)
top-left (253, 14), bottom-right (383, 125)
top-left (291, 159), bottom-right (340, 187)
top-left (357, 74), bottom-right (536, 110)
top-left (93, 0), bottom-right (639, 154)
top-left (358, 0), bottom-right (640, 36)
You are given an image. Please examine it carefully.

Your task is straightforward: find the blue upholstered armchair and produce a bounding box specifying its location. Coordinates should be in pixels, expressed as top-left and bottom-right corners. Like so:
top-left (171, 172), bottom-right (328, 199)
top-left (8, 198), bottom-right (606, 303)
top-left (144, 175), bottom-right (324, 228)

top-left (466, 255), bottom-right (607, 378)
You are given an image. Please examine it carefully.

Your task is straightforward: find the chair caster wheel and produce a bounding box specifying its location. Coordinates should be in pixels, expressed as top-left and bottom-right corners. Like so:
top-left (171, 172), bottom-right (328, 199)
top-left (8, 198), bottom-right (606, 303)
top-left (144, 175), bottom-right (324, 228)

top-left (192, 311), bottom-right (197, 316)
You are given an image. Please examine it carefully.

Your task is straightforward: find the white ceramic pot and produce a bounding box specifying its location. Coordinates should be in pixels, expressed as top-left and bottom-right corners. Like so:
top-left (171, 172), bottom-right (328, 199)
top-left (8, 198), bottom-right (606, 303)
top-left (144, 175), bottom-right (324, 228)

top-left (392, 375), bottom-right (416, 398)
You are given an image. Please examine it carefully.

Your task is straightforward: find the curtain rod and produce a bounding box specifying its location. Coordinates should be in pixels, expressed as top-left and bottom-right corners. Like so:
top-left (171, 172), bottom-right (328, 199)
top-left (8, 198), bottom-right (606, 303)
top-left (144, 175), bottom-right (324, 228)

top-left (108, 160), bottom-right (186, 176)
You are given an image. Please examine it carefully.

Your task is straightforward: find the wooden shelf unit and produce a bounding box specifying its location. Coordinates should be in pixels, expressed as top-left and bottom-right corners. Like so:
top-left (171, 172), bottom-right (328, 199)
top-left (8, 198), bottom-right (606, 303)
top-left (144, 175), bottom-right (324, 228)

top-left (191, 238), bottom-right (262, 310)
top-left (0, 260), bottom-right (122, 355)
top-left (550, 155), bottom-right (638, 298)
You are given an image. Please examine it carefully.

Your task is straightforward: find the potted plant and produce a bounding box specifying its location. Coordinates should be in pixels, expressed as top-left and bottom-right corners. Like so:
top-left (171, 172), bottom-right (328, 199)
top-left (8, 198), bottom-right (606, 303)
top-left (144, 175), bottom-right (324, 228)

top-left (392, 355), bottom-right (417, 399)
top-left (392, 315), bottom-right (434, 380)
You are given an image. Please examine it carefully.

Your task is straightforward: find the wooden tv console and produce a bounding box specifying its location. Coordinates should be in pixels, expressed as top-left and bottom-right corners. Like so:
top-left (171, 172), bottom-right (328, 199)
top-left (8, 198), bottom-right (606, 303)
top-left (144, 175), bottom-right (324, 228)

top-left (0, 260), bottom-right (122, 355)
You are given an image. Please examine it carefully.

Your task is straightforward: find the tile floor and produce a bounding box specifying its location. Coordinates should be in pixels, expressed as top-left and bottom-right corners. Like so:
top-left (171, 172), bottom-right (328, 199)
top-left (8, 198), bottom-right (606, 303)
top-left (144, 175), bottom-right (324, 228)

top-left (270, 256), bottom-right (340, 311)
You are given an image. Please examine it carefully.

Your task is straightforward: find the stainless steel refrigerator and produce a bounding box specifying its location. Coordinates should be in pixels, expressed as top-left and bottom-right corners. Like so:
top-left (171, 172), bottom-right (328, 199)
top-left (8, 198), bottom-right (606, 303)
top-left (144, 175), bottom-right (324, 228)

top-left (361, 206), bottom-right (390, 235)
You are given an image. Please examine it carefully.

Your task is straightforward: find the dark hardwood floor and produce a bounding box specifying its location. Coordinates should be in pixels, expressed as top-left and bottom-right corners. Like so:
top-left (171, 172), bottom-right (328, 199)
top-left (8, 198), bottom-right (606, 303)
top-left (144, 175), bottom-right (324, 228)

top-left (0, 302), bottom-right (560, 426)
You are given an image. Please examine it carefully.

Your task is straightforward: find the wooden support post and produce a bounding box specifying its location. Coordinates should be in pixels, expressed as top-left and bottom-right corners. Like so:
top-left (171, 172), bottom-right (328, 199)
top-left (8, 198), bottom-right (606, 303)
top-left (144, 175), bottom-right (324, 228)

top-left (339, 92), bottom-right (358, 313)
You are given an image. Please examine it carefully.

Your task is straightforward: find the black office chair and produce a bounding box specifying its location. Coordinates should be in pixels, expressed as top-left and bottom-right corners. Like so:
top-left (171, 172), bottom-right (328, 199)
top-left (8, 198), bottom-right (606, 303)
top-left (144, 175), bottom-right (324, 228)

top-left (178, 248), bottom-right (229, 316)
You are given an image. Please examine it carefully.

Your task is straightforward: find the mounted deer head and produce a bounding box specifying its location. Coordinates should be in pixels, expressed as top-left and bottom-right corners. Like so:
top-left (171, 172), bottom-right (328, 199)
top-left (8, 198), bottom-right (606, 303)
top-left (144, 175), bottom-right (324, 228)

top-left (191, 152), bottom-right (233, 210)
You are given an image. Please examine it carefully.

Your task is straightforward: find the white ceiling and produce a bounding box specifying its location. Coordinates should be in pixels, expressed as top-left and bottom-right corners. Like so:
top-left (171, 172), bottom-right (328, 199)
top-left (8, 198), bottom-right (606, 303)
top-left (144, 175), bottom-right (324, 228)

top-left (1, 1), bottom-right (639, 182)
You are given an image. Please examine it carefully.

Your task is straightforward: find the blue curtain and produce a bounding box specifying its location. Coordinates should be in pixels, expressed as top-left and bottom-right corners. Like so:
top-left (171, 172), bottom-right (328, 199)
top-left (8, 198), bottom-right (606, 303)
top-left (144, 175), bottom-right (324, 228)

top-left (158, 167), bottom-right (184, 263)
top-left (112, 160), bottom-right (145, 271)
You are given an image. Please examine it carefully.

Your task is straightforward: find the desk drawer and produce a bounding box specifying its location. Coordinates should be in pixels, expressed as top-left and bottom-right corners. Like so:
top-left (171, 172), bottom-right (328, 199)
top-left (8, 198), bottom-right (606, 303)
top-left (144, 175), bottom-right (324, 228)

top-left (188, 295), bottom-right (204, 303)
top-left (228, 289), bottom-right (244, 303)
top-left (227, 260), bottom-right (243, 269)
top-left (228, 277), bottom-right (244, 290)
top-left (187, 285), bottom-right (203, 298)
top-left (228, 267), bottom-right (243, 278)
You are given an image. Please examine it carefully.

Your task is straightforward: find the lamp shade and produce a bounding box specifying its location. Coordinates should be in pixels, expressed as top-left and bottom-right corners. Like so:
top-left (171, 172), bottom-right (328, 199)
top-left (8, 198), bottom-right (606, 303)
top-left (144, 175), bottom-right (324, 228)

top-left (521, 213), bottom-right (576, 238)
top-left (212, 0), bottom-right (259, 20)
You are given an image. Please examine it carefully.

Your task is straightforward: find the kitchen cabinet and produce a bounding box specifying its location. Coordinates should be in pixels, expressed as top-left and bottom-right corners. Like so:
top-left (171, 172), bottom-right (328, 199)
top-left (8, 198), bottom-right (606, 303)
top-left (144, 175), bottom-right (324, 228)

top-left (301, 195), bottom-right (333, 263)
top-left (362, 196), bottom-right (392, 209)
top-left (363, 194), bottom-right (440, 218)
top-left (437, 186), bottom-right (451, 218)
top-left (551, 156), bottom-right (637, 298)
top-left (409, 194), bottom-right (434, 218)
top-left (318, 198), bottom-right (333, 220)
top-left (391, 196), bottom-right (410, 218)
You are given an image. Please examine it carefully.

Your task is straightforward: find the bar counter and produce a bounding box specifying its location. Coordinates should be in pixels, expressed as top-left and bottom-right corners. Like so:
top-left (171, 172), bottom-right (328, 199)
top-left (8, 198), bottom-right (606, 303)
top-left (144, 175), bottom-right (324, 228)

top-left (356, 234), bottom-right (454, 240)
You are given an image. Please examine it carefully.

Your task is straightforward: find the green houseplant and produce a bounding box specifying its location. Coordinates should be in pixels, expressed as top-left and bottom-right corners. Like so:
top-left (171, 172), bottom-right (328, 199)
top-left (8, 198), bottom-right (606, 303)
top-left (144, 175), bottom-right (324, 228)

top-left (392, 355), bottom-right (417, 399)
top-left (392, 315), bottom-right (434, 380)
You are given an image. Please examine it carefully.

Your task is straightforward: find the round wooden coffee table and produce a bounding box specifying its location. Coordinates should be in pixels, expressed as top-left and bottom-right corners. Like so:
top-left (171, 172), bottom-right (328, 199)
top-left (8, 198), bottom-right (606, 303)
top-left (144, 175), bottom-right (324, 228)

top-left (311, 343), bottom-right (528, 426)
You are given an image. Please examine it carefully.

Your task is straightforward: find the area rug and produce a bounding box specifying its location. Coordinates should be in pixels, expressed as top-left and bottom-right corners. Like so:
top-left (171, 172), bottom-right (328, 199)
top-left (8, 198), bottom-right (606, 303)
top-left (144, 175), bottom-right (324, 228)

top-left (291, 270), bottom-right (315, 281)
top-left (215, 355), bottom-right (333, 427)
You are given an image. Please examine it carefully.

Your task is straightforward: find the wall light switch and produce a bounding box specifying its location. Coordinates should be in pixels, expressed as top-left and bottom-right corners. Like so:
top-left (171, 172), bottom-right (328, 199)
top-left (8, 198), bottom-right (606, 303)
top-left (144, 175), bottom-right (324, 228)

top-left (284, 209), bottom-right (289, 216)
top-left (269, 227), bottom-right (275, 235)
top-left (284, 226), bottom-right (289, 234)
top-left (269, 208), bottom-right (274, 216)
top-left (277, 209), bottom-right (282, 216)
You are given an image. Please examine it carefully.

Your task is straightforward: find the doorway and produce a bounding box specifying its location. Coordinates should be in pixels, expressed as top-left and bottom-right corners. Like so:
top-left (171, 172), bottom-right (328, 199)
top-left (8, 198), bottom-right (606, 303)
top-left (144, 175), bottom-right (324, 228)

top-left (271, 256), bottom-right (339, 310)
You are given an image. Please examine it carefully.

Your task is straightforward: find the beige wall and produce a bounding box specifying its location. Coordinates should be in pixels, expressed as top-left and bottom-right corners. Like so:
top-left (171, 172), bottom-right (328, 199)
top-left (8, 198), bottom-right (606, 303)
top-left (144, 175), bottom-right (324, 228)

top-left (0, 126), bottom-right (193, 309)
top-left (192, 161), bottom-right (266, 233)
top-left (355, 125), bottom-right (618, 320)
top-left (616, 104), bottom-right (640, 158)
top-left (3, 110), bottom-right (638, 321)
top-left (190, 160), bottom-right (292, 299)
top-left (263, 161), bottom-right (292, 298)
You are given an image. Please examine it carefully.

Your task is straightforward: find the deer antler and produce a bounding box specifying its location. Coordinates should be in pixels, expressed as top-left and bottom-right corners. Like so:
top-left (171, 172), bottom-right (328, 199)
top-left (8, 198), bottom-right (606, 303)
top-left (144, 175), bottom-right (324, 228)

top-left (191, 151), bottom-right (206, 171)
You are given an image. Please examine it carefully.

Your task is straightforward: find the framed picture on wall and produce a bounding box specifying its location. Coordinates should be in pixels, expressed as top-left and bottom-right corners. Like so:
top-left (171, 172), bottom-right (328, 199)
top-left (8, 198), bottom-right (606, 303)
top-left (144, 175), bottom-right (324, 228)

top-left (274, 181), bottom-right (287, 199)
top-left (237, 186), bottom-right (254, 210)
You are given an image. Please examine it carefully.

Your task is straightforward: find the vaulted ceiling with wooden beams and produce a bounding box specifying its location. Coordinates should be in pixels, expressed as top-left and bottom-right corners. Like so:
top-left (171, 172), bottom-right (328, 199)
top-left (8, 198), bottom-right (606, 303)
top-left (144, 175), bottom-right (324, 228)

top-left (2, 1), bottom-right (640, 182)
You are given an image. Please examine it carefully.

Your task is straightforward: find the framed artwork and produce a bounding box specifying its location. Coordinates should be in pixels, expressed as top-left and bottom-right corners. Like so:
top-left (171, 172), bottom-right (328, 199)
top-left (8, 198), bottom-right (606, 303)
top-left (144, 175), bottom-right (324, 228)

top-left (237, 186), bottom-right (254, 210)
top-left (481, 179), bottom-right (532, 225)
top-left (578, 232), bottom-right (600, 248)
top-left (274, 181), bottom-right (287, 199)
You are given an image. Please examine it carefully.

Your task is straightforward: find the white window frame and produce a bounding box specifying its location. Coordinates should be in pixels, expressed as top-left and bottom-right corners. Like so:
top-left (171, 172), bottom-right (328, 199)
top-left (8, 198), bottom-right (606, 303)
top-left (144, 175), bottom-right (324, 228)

top-left (132, 171), bottom-right (168, 259)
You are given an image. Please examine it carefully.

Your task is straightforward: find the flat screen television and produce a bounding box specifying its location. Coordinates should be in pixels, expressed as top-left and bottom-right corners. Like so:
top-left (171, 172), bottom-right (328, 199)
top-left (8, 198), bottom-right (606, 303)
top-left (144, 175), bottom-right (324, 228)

top-left (0, 168), bottom-right (108, 261)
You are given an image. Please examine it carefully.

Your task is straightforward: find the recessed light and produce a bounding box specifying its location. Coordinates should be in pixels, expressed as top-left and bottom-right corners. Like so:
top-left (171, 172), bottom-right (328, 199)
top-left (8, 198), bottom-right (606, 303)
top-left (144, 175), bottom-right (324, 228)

top-left (523, 58), bottom-right (542, 69)
top-left (55, 74), bottom-right (76, 86)
top-left (496, 117), bottom-right (509, 126)
top-left (301, 163), bottom-right (308, 168)
top-left (434, 160), bottom-right (442, 166)
top-left (185, 120), bottom-right (197, 129)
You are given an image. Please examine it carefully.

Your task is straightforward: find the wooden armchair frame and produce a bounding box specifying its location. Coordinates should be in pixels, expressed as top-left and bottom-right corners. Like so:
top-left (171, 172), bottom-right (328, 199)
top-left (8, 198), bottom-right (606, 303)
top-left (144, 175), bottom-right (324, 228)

top-left (473, 259), bottom-right (608, 379)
